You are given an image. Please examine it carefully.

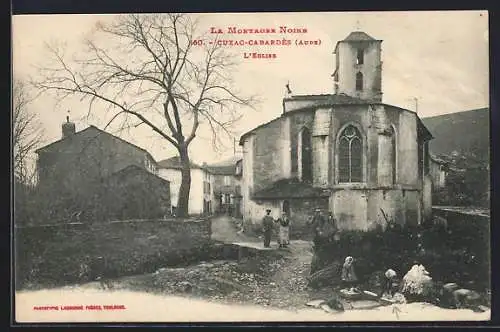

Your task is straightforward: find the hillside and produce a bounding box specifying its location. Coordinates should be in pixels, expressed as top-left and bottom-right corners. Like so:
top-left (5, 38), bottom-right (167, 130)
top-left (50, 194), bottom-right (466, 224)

top-left (421, 108), bottom-right (490, 161)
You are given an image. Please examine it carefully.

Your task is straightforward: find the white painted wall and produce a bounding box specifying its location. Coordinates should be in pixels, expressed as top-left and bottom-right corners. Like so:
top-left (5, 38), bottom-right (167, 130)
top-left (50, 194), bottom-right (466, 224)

top-left (158, 167), bottom-right (207, 215)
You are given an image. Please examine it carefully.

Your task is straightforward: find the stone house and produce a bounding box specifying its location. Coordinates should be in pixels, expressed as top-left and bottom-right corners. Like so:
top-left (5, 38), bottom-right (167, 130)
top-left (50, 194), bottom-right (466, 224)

top-left (205, 155), bottom-right (243, 217)
top-left (34, 118), bottom-right (167, 222)
top-left (429, 155), bottom-right (449, 191)
top-left (157, 156), bottom-right (214, 216)
top-left (95, 164), bottom-right (171, 220)
top-left (239, 31), bottom-right (435, 235)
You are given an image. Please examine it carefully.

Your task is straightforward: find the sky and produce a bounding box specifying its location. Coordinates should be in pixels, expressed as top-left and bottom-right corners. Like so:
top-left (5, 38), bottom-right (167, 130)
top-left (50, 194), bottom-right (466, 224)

top-left (12, 11), bottom-right (489, 165)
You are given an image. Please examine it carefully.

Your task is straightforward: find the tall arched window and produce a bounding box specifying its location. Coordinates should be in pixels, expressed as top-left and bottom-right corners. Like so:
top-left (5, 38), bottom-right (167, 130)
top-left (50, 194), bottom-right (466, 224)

top-left (356, 48), bottom-right (364, 65)
top-left (299, 127), bottom-right (313, 183)
top-left (356, 72), bottom-right (363, 91)
top-left (338, 125), bottom-right (363, 183)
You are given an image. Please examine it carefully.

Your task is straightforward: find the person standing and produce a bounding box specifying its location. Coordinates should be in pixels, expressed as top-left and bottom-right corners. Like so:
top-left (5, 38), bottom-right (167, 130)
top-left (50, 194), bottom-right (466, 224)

top-left (327, 211), bottom-right (340, 242)
top-left (276, 211), bottom-right (291, 248)
top-left (307, 208), bottom-right (328, 274)
top-left (262, 209), bottom-right (274, 248)
top-left (307, 208), bottom-right (326, 248)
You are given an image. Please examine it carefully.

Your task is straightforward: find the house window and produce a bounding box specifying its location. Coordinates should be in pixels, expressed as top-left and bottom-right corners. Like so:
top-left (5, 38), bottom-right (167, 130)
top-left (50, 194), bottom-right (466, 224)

top-left (338, 125), bottom-right (363, 183)
top-left (299, 127), bottom-right (313, 183)
top-left (224, 176), bottom-right (231, 185)
top-left (356, 48), bottom-right (364, 65)
top-left (356, 72), bottom-right (363, 91)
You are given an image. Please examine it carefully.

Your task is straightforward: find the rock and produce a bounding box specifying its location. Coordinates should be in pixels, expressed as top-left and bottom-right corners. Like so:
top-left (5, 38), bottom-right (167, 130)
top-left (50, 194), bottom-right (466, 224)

top-left (474, 305), bottom-right (490, 313)
top-left (179, 281), bottom-right (193, 293)
top-left (452, 288), bottom-right (481, 308)
top-left (306, 299), bottom-right (326, 308)
top-left (363, 290), bottom-right (378, 298)
top-left (320, 304), bottom-right (336, 313)
top-left (154, 268), bottom-right (168, 274)
top-left (443, 283), bottom-right (459, 292)
top-left (199, 263), bottom-right (215, 268)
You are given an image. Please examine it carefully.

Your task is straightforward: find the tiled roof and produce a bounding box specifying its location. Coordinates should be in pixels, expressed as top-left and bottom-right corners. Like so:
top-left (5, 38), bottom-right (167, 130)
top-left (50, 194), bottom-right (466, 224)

top-left (108, 164), bottom-right (170, 184)
top-left (334, 31), bottom-right (382, 53)
top-left (35, 125), bottom-right (156, 163)
top-left (343, 31), bottom-right (376, 41)
top-left (252, 178), bottom-right (330, 199)
top-left (205, 164), bottom-right (236, 175)
top-left (283, 93), bottom-right (367, 104)
top-left (157, 156), bottom-right (202, 170)
top-left (204, 155), bottom-right (242, 175)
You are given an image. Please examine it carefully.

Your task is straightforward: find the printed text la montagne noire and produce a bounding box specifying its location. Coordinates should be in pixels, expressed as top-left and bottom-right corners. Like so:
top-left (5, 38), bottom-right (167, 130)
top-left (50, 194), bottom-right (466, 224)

top-left (208, 26), bottom-right (316, 59)
top-left (210, 26), bottom-right (308, 34)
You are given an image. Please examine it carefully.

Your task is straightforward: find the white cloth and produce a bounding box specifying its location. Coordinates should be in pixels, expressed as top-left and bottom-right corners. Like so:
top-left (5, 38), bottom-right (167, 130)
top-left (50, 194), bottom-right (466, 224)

top-left (385, 269), bottom-right (397, 279)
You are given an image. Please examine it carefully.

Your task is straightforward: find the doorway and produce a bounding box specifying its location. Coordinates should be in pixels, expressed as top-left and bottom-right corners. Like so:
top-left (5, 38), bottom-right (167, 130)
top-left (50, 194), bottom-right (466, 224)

top-left (282, 200), bottom-right (291, 216)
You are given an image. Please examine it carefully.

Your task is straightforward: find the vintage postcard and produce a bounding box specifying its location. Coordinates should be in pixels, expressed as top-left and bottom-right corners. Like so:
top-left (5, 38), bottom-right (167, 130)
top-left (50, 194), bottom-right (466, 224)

top-left (12, 11), bottom-right (490, 323)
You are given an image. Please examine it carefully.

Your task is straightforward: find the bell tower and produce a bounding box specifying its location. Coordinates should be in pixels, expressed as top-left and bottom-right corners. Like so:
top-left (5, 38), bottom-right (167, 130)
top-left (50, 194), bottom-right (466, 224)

top-left (332, 30), bottom-right (383, 102)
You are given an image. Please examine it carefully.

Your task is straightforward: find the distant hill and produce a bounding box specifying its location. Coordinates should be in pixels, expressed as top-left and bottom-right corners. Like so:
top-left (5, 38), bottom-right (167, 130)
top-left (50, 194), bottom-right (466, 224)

top-left (421, 108), bottom-right (490, 162)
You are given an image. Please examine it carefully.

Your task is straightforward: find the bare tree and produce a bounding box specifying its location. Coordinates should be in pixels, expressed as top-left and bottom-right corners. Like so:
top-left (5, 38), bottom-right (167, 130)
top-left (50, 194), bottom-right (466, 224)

top-left (13, 79), bottom-right (44, 185)
top-left (32, 14), bottom-right (256, 217)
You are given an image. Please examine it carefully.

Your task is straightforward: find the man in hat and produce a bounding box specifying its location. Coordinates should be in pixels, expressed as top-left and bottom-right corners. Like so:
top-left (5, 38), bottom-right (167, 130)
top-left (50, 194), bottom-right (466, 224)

top-left (262, 209), bottom-right (274, 248)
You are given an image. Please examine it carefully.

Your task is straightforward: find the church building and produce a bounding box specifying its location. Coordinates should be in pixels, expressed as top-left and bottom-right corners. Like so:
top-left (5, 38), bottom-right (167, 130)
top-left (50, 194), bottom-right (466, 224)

top-left (239, 31), bottom-right (434, 235)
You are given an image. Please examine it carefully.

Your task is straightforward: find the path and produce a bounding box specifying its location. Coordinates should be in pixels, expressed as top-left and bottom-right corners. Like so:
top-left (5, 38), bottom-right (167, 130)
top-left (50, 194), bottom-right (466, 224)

top-left (210, 215), bottom-right (258, 243)
top-left (16, 289), bottom-right (490, 322)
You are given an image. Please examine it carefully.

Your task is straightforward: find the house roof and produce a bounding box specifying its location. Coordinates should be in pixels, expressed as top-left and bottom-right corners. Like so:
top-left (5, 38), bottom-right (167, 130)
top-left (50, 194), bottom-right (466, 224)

top-left (252, 178), bottom-right (330, 200)
top-left (205, 164), bottom-right (236, 175)
top-left (107, 164), bottom-right (170, 184)
top-left (204, 155), bottom-right (242, 175)
top-left (239, 94), bottom-right (433, 145)
top-left (157, 156), bottom-right (203, 170)
top-left (429, 154), bottom-right (449, 165)
top-left (344, 31), bottom-right (377, 41)
top-left (35, 125), bottom-right (156, 163)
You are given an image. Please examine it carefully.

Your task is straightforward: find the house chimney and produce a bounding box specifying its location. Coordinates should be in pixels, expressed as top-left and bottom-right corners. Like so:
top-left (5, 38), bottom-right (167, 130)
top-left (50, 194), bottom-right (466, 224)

top-left (62, 114), bottom-right (76, 139)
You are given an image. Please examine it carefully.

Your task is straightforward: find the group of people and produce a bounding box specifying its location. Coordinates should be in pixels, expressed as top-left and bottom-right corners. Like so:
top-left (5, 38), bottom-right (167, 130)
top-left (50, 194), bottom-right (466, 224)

top-left (261, 207), bottom-right (339, 249)
top-left (340, 255), bottom-right (399, 298)
top-left (261, 209), bottom-right (291, 248)
top-left (261, 208), bottom-right (399, 298)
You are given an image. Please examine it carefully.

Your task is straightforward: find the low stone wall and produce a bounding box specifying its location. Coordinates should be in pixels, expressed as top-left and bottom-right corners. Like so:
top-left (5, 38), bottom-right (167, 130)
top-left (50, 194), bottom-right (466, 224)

top-left (15, 218), bottom-right (212, 288)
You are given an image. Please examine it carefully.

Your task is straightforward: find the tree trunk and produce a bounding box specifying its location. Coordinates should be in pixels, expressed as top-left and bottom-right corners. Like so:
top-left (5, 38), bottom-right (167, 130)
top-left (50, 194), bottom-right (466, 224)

top-left (177, 144), bottom-right (191, 218)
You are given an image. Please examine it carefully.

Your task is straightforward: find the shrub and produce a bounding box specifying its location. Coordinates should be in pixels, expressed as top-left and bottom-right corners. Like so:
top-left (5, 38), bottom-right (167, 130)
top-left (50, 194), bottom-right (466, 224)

top-left (311, 222), bottom-right (489, 292)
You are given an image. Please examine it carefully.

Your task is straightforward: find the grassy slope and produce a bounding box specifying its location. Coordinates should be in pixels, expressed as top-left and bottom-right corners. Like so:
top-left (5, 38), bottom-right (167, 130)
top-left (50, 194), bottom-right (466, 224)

top-left (421, 108), bottom-right (489, 161)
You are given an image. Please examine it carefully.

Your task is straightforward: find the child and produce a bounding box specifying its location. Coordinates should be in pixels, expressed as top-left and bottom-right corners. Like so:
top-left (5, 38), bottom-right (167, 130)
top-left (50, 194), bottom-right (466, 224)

top-left (341, 256), bottom-right (358, 292)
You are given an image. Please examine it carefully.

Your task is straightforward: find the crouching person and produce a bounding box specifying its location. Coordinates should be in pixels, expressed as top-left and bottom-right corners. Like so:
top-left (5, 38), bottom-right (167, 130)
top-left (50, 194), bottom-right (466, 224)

top-left (381, 268), bottom-right (398, 298)
top-left (341, 256), bottom-right (359, 292)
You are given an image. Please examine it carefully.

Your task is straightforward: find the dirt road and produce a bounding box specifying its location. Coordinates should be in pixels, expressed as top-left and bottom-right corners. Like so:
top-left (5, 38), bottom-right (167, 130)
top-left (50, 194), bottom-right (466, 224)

top-left (210, 215), bottom-right (256, 243)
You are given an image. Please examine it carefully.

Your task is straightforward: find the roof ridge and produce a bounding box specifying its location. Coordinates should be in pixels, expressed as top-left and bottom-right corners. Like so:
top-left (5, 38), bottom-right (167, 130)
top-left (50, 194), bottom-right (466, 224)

top-left (36, 125), bottom-right (156, 163)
